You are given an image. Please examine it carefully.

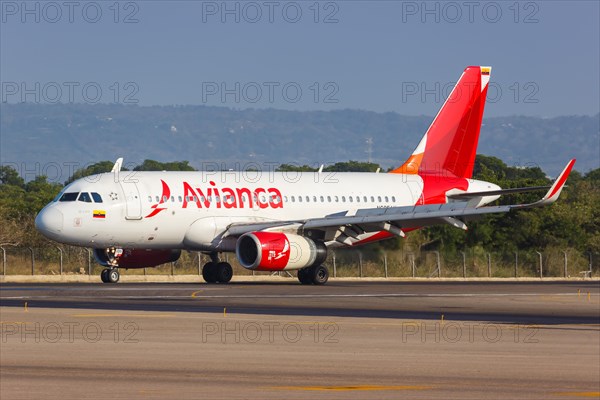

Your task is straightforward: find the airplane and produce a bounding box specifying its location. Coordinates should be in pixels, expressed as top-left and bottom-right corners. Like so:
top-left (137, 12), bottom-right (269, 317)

top-left (35, 66), bottom-right (576, 284)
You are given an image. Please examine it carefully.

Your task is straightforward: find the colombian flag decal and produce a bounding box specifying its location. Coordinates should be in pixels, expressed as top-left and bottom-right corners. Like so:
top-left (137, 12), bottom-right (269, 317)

top-left (481, 67), bottom-right (491, 75)
top-left (93, 210), bottom-right (106, 219)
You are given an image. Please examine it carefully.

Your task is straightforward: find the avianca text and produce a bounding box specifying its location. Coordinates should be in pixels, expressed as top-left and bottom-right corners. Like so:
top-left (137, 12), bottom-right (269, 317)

top-left (182, 181), bottom-right (283, 209)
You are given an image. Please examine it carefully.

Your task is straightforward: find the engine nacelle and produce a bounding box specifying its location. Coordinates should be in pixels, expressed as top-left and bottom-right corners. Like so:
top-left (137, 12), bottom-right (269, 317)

top-left (93, 248), bottom-right (181, 269)
top-left (236, 232), bottom-right (327, 271)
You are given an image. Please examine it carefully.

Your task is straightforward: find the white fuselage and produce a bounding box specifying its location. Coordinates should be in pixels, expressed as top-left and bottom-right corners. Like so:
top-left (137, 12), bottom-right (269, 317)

top-left (35, 170), bottom-right (498, 251)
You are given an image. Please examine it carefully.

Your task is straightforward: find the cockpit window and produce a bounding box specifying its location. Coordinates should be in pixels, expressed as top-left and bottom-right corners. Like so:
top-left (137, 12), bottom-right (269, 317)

top-left (78, 192), bottom-right (92, 203)
top-left (91, 192), bottom-right (103, 203)
top-left (53, 191), bottom-right (64, 202)
top-left (59, 192), bottom-right (79, 202)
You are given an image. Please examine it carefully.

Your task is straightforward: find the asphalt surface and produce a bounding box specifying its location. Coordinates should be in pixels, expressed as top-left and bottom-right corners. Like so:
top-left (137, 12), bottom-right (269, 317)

top-left (1, 281), bottom-right (599, 324)
top-left (1, 281), bottom-right (599, 399)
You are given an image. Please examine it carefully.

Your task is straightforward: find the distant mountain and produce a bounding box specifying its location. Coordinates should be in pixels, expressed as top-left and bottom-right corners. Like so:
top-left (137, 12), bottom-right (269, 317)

top-left (1, 103), bottom-right (598, 181)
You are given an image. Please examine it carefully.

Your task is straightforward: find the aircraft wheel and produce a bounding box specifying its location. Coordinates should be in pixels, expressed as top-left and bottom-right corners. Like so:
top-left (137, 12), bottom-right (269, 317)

top-left (202, 262), bottom-right (218, 283)
top-left (107, 269), bottom-right (120, 283)
top-left (311, 265), bottom-right (329, 285)
top-left (297, 268), bottom-right (313, 285)
top-left (216, 262), bottom-right (233, 283)
top-left (100, 269), bottom-right (109, 283)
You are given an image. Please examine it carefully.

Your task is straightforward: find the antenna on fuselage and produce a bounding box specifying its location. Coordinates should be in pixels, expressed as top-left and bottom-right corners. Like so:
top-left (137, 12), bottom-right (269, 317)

top-left (318, 165), bottom-right (324, 174)
top-left (111, 157), bottom-right (124, 173)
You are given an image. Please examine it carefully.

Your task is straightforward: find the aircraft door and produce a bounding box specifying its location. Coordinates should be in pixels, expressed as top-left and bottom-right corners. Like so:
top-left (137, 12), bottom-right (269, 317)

top-left (120, 180), bottom-right (142, 220)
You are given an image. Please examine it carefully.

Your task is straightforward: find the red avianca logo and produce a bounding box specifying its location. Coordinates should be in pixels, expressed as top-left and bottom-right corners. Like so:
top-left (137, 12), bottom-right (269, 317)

top-left (145, 180), bottom-right (284, 218)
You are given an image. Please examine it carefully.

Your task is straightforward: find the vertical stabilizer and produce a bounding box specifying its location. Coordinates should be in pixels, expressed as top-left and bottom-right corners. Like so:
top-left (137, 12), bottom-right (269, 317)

top-left (392, 66), bottom-right (491, 178)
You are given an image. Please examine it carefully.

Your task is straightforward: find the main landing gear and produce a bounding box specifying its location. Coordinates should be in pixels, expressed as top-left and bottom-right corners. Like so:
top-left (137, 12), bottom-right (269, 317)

top-left (100, 268), bottom-right (120, 284)
top-left (202, 253), bottom-right (233, 284)
top-left (297, 265), bottom-right (329, 285)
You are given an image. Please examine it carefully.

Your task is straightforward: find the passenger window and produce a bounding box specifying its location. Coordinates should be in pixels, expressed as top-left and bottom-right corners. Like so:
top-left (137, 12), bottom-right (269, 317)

top-left (327, 196), bottom-right (331, 202)
top-left (370, 196), bottom-right (375, 202)
top-left (335, 196), bottom-right (339, 202)
top-left (385, 196), bottom-right (389, 202)
top-left (320, 196), bottom-right (324, 202)
top-left (378, 196), bottom-right (382, 202)
top-left (77, 192), bottom-right (92, 203)
top-left (163, 196), bottom-right (168, 202)
top-left (148, 196), bottom-right (152, 202)
top-left (349, 196), bottom-right (353, 203)
top-left (291, 196), bottom-right (295, 202)
top-left (155, 196), bottom-right (160, 202)
top-left (313, 196), bottom-right (317, 202)
top-left (306, 196), bottom-right (310, 203)
top-left (392, 196), bottom-right (396, 202)
top-left (342, 196), bottom-right (346, 202)
top-left (91, 192), bottom-right (103, 203)
top-left (178, 196), bottom-right (182, 202)
top-left (364, 196), bottom-right (367, 202)
top-left (59, 192), bottom-right (79, 202)
top-left (298, 196), bottom-right (302, 203)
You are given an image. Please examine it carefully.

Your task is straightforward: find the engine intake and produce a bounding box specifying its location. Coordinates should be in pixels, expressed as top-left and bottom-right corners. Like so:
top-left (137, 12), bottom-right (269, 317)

top-left (236, 232), bottom-right (327, 271)
top-left (93, 248), bottom-right (181, 269)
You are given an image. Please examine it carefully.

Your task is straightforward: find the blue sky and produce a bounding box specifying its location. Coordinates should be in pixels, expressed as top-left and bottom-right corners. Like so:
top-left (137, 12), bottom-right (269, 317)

top-left (1, 0), bottom-right (599, 117)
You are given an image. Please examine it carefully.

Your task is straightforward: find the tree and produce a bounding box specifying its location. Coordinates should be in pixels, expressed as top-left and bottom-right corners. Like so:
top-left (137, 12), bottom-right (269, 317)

top-left (0, 166), bottom-right (25, 187)
top-left (134, 160), bottom-right (196, 171)
top-left (65, 161), bottom-right (121, 185)
top-left (324, 161), bottom-right (381, 172)
top-left (276, 164), bottom-right (317, 172)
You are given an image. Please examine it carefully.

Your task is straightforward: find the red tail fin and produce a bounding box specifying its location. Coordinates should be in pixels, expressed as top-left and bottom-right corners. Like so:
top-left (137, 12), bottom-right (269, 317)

top-left (392, 66), bottom-right (491, 179)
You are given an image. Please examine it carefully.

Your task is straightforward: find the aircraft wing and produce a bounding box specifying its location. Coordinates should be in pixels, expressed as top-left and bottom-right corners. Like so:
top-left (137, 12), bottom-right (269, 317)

top-left (224, 159), bottom-right (576, 239)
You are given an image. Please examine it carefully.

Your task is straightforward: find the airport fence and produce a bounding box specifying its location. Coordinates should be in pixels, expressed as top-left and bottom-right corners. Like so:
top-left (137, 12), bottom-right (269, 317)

top-left (0, 246), bottom-right (596, 279)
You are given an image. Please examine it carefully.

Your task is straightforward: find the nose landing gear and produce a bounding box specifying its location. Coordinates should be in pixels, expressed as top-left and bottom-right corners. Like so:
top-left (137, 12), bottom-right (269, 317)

top-left (99, 247), bottom-right (122, 283)
top-left (100, 268), bottom-right (120, 283)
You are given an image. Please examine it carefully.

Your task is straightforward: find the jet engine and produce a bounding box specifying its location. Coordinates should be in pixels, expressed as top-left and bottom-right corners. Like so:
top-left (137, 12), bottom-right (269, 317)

top-left (236, 232), bottom-right (327, 271)
top-left (93, 248), bottom-right (181, 269)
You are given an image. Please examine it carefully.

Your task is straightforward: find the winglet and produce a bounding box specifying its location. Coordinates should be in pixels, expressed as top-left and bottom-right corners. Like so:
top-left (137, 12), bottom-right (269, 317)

top-left (111, 157), bottom-right (124, 173)
top-left (525, 159), bottom-right (576, 207)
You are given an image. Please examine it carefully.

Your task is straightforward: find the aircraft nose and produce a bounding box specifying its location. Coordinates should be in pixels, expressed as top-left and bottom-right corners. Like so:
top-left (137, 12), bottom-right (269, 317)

top-left (35, 207), bottom-right (64, 236)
